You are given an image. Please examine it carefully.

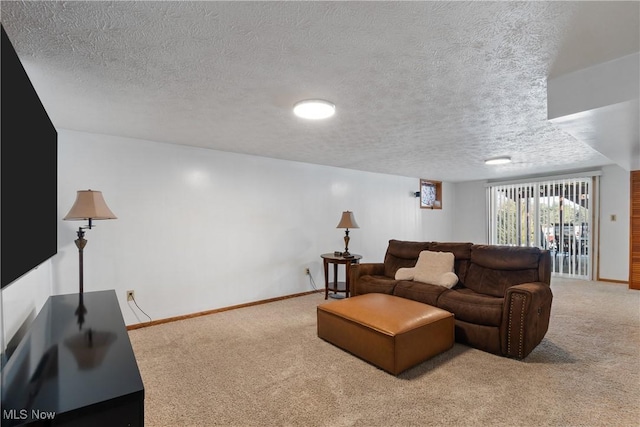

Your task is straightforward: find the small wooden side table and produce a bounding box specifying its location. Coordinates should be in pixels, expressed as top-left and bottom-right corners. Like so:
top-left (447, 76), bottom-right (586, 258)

top-left (321, 253), bottom-right (362, 299)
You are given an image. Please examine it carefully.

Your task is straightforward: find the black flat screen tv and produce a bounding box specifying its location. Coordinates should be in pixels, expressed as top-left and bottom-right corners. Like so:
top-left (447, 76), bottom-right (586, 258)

top-left (1, 25), bottom-right (58, 289)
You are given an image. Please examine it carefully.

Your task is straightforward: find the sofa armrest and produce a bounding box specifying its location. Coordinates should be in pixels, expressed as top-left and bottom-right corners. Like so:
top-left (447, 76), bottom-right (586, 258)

top-left (351, 263), bottom-right (385, 296)
top-left (501, 282), bottom-right (553, 359)
top-left (354, 263), bottom-right (385, 277)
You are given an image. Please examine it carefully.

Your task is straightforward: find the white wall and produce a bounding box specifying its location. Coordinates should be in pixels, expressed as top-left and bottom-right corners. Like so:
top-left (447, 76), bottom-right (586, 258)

top-left (599, 164), bottom-right (630, 281)
top-left (420, 181), bottom-right (456, 241)
top-left (451, 180), bottom-right (488, 244)
top-left (53, 129), bottom-right (435, 325)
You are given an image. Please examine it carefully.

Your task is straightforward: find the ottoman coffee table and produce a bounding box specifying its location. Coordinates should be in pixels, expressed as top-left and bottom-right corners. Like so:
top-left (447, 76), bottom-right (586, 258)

top-left (317, 293), bottom-right (454, 375)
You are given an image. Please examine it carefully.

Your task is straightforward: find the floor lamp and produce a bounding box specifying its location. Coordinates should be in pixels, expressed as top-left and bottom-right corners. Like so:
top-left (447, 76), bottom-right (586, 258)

top-left (64, 190), bottom-right (117, 329)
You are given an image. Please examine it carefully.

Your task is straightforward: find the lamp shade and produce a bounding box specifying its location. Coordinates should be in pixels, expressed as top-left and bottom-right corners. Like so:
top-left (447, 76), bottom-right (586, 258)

top-left (336, 211), bottom-right (359, 229)
top-left (64, 190), bottom-right (117, 221)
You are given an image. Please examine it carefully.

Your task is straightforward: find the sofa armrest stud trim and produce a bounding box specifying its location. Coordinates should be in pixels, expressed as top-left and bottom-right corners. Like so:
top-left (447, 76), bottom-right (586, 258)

top-left (507, 293), bottom-right (527, 359)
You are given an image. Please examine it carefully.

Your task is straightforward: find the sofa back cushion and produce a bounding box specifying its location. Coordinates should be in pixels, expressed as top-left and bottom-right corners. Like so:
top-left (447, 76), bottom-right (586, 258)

top-left (465, 245), bottom-right (543, 297)
top-left (383, 240), bottom-right (432, 278)
top-left (429, 242), bottom-right (473, 284)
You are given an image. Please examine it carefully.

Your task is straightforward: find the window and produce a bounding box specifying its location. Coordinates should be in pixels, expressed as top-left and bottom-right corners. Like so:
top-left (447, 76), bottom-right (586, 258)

top-left (488, 175), bottom-right (597, 279)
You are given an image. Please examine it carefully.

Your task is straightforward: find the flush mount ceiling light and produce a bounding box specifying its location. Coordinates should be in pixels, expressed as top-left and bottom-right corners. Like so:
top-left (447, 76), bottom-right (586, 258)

top-left (293, 99), bottom-right (335, 120)
top-left (485, 156), bottom-right (512, 165)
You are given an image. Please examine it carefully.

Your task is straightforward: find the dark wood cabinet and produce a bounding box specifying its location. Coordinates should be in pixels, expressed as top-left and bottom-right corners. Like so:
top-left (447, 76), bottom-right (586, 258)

top-left (1, 290), bottom-right (144, 426)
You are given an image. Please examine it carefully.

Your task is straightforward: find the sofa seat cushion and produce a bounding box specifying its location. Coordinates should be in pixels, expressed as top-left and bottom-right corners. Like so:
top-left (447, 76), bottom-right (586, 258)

top-left (438, 288), bottom-right (504, 327)
top-left (356, 275), bottom-right (398, 295)
top-left (393, 281), bottom-right (449, 306)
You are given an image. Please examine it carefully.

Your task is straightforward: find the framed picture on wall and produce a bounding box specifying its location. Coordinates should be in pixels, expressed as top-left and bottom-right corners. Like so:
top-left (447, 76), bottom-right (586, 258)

top-left (420, 179), bottom-right (442, 209)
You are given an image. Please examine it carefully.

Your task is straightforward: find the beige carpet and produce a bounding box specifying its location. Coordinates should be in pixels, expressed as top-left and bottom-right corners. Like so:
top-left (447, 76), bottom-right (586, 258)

top-left (128, 278), bottom-right (640, 427)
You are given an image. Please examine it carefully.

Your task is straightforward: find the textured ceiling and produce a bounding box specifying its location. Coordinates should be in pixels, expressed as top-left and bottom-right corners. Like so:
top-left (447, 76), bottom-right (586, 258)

top-left (2, 1), bottom-right (639, 182)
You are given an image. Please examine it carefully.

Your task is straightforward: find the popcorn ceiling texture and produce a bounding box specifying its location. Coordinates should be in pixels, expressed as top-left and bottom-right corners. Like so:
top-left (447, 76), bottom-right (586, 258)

top-left (2, 1), bottom-right (638, 181)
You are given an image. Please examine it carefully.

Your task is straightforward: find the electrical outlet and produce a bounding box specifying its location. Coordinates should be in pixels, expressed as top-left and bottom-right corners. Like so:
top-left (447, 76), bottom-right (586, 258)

top-left (305, 267), bottom-right (310, 275)
top-left (126, 290), bottom-right (135, 301)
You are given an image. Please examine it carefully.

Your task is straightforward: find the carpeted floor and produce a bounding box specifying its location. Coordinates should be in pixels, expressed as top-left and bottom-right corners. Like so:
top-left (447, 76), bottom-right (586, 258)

top-left (128, 278), bottom-right (640, 427)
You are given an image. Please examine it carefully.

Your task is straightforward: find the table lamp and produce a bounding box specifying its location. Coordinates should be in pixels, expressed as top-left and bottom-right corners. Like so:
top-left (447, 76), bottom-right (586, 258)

top-left (336, 211), bottom-right (359, 257)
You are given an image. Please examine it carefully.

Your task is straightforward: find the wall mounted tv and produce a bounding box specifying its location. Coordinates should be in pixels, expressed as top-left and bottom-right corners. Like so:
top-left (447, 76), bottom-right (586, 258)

top-left (1, 25), bottom-right (58, 289)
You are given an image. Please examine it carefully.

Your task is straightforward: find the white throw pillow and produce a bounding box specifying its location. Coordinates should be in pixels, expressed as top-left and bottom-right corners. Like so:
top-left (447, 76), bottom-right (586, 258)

top-left (413, 251), bottom-right (458, 288)
top-left (395, 267), bottom-right (415, 280)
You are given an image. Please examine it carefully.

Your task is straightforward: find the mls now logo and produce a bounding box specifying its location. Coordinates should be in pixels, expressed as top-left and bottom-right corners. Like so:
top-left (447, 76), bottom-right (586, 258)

top-left (3, 409), bottom-right (56, 421)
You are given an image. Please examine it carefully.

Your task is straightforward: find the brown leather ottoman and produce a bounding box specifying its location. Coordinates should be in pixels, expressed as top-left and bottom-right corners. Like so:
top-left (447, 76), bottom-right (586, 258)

top-left (317, 293), bottom-right (454, 375)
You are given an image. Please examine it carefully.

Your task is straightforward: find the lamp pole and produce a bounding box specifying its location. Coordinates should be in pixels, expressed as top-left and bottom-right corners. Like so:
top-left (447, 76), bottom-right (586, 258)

top-left (70, 219), bottom-right (95, 330)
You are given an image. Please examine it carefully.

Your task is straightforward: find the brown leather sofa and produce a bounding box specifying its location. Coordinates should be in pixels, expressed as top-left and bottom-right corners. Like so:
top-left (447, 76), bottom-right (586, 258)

top-left (352, 240), bottom-right (553, 359)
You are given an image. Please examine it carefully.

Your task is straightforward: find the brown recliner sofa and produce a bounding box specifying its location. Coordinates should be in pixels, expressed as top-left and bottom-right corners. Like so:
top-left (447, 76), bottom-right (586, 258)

top-left (352, 240), bottom-right (553, 359)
